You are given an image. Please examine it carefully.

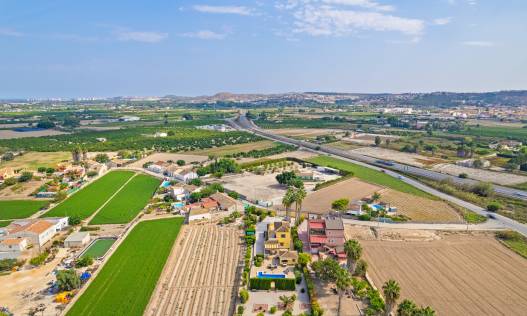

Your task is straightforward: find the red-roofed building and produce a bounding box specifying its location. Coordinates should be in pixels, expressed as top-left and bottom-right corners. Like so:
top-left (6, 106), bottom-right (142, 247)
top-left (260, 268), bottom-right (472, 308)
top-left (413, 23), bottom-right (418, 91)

top-left (307, 216), bottom-right (345, 259)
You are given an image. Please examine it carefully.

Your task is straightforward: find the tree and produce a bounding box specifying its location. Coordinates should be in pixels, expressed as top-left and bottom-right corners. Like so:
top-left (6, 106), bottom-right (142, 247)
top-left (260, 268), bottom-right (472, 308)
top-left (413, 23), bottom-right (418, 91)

top-left (487, 201), bottom-right (501, 212)
top-left (56, 269), bottom-right (81, 291)
top-left (75, 256), bottom-right (93, 268)
top-left (282, 187), bottom-right (296, 219)
top-left (298, 253), bottom-right (311, 268)
top-left (18, 171), bottom-right (33, 182)
top-left (293, 186), bottom-right (306, 224)
top-left (37, 120), bottom-right (55, 129)
top-left (354, 259), bottom-right (368, 276)
top-left (472, 159), bottom-right (484, 169)
top-left (344, 239), bottom-right (362, 273)
top-left (2, 152), bottom-right (15, 161)
top-left (276, 171), bottom-right (299, 186)
top-left (335, 269), bottom-right (352, 316)
top-left (331, 198), bottom-right (349, 212)
top-left (375, 136), bottom-right (382, 147)
top-left (397, 299), bottom-right (417, 316)
top-left (239, 289), bottom-right (249, 304)
top-left (279, 294), bottom-right (296, 311)
top-left (95, 153), bottom-right (110, 163)
top-left (68, 215), bottom-right (81, 226)
top-left (311, 258), bottom-right (341, 282)
top-left (414, 306), bottom-right (436, 316)
top-left (372, 192), bottom-right (381, 202)
top-left (383, 279), bottom-right (401, 316)
top-left (176, 159), bottom-right (185, 166)
top-left (385, 139), bottom-right (391, 147)
top-left (228, 191), bottom-right (240, 199)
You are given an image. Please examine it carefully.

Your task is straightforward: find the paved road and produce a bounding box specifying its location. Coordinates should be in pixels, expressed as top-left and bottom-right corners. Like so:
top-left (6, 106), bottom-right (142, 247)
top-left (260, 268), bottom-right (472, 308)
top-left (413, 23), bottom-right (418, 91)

top-left (228, 114), bottom-right (527, 237)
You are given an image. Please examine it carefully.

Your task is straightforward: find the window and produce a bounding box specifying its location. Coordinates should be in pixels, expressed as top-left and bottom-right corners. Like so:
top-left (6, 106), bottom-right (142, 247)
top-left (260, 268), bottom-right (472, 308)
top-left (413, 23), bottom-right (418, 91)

top-left (281, 234), bottom-right (286, 238)
top-left (280, 243), bottom-right (284, 247)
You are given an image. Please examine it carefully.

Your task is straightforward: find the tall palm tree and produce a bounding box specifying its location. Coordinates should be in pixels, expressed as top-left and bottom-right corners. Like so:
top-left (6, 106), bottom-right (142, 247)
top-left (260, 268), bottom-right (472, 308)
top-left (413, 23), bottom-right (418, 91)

top-left (335, 269), bottom-right (352, 316)
top-left (282, 187), bottom-right (295, 219)
top-left (383, 279), bottom-right (401, 316)
top-left (293, 187), bottom-right (306, 224)
top-left (344, 239), bottom-right (362, 273)
top-left (396, 299), bottom-right (417, 316)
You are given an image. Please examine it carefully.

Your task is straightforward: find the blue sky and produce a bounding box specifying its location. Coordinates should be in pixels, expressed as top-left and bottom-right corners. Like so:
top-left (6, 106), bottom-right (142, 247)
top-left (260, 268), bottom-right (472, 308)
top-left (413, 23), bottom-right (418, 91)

top-left (1, 0), bottom-right (526, 98)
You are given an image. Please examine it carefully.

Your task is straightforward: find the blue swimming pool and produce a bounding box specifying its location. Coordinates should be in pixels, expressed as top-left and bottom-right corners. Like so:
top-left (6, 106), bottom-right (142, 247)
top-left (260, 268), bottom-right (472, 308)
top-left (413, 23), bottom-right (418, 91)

top-left (172, 202), bottom-right (184, 208)
top-left (257, 272), bottom-right (286, 279)
top-left (161, 180), bottom-right (171, 188)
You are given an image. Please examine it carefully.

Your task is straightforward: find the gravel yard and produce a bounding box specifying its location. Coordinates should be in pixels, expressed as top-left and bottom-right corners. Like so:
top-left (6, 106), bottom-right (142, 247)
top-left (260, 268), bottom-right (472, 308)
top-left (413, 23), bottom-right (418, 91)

top-left (432, 163), bottom-right (527, 185)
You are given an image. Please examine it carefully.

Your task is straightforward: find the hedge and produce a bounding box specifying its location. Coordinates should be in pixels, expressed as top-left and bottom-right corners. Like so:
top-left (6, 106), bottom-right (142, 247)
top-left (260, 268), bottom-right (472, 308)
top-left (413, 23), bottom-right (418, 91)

top-left (249, 278), bottom-right (296, 291)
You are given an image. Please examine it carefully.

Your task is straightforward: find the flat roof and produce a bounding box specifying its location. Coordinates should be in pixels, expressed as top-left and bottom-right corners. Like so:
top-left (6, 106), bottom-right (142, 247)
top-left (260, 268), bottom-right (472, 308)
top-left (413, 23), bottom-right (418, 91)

top-left (65, 232), bottom-right (90, 242)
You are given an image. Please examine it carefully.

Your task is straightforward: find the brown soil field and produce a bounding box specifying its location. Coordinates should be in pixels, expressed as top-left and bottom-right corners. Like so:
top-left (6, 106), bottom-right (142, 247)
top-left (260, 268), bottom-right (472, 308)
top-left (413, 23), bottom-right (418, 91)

top-left (350, 147), bottom-right (444, 167)
top-left (0, 179), bottom-right (47, 200)
top-left (146, 224), bottom-right (243, 316)
top-left (0, 129), bottom-right (69, 139)
top-left (361, 233), bottom-right (527, 315)
top-left (302, 178), bottom-right (382, 214)
top-left (380, 189), bottom-right (463, 223)
top-left (0, 152), bottom-right (70, 171)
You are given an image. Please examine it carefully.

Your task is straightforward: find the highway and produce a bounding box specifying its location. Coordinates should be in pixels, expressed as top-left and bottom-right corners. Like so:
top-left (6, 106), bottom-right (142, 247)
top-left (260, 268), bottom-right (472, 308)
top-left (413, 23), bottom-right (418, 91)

top-left (228, 114), bottom-right (527, 237)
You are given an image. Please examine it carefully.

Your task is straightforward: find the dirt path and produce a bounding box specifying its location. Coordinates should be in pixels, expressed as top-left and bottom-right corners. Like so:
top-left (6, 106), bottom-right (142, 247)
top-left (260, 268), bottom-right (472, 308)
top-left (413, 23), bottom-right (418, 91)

top-left (146, 224), bottom-right (243, 316)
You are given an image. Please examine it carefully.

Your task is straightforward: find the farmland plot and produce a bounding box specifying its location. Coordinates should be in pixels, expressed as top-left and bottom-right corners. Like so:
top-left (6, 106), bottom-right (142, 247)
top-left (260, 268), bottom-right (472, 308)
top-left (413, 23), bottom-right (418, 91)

top-left (360, 233), bottom-right (527, 315)
top-left (89, 174), bottom-right (160, 225)
top-left (146, 225), bottom-right (243, 316)
top-left (67, 217), bottom-right (184, 316)
top-left (44, 171), bottom-right (135, 219)
top-left (0, 200), bottom-right (49, 220)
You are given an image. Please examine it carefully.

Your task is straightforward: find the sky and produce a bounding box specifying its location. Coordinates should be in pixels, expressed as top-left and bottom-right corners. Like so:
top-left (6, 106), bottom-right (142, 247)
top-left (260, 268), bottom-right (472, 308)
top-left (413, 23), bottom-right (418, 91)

top-left (0, 0), bottom-right (526, 98)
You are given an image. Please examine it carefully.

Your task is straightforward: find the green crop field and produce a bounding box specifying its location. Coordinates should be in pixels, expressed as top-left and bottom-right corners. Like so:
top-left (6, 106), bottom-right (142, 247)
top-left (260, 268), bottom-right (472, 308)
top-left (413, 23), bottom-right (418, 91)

top-left (456, 126), bottom-right (527, 140)
top-left (0, 220), bottom-right (12, 227)
top-left (0, 200), bottom-right (49, 220)
top-left (67, 217), bottom-right (184, 316)
top-left (81, 238), bottom-right (116, 259)
top-left (89, 174), bottom-right (160, 225)
top-left (43, 171), bottom-right (135, 219)
top-left (307, 155), bottom-right (432, 198)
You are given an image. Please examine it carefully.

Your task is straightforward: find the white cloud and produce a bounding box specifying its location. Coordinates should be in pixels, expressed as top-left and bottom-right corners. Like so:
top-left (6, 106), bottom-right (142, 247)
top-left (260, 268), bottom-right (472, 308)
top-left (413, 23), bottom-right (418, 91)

top-left (0, 28), bottom-right (24, 37)
top-left (292, 4), bottom-right (424, 37)
top-left (462, 41), bottom-right (495, 47)
top-left (115, 30), bottom-right (168, 43)
top-left (181, 30), bottom-right (226, 40)
top-left (432, 17), bottom-right (452, 25)
top-left (322, 0), bottom-right (394, 12)
top-left (192, 5), bottom-right (253, 15)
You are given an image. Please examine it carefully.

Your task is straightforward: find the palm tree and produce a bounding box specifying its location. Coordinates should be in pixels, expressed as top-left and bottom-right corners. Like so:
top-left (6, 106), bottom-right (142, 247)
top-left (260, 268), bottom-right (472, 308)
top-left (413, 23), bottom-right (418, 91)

top-left (335, 269), bottom-right (352, 316)
top-left (372, 192), bottom-right (381, 202)
top-left (396, 299), bottom-right (417, 316)
top-left (343, 239), bottom-right (362, 273)
top-left (383, 279), bottom-right (401, 316)
top-left (279, 294), bottom-right (296, 311)
top-left (293, 187), bottom-right (306, 224)
top-left (282, 187), bottom-right (295, 219)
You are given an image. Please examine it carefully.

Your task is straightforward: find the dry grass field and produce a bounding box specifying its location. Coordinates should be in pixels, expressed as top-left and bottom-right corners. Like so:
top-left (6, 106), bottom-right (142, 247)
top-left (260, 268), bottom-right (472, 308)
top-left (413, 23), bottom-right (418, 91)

top-left (146, 224), bottom-right (243, 316)
top-left (350, 147), bottom-right (443, 167)
top-left (0, 151), bottom-right (70, 171)
top-left (359, 232), bottom-right (527, 315)
top-left (189, 140), bottom-right (275, 156)
top-left (302, 178), bottom-right (382, 214)
top-left (129, 152), bottom-right (208, 168)
top-left (380, 189), bottom-right (463, 223)
top-left (432, 163), bottom-right (527, 185)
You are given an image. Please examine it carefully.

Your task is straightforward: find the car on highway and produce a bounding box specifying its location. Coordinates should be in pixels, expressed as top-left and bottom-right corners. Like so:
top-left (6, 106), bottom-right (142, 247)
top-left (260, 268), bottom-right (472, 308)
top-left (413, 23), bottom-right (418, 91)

top-left (487, 213), bottom-right (496, 219)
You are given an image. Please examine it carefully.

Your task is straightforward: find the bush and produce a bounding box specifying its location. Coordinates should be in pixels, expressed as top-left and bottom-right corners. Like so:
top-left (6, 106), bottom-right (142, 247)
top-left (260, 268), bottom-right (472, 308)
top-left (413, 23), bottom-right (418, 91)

top-left (487, 201), bottom-right (501, 212)
top-left (75, 256), bottom-right (93, 268)
top-left (69, 215), bottom-right (82, 226)
top-left (0, 258), bottom-right (25, 272)
top-left (176, 159), bottom-right (185, 166)
top-left (471, 182), bottom-right (494, 197)
top-left (239, 289), bottom-right (249, 304)
top-left (295, 270), bottom-right (303, 284)
top-left (87, 171), bottom-right (98, 177)
top-left (459, 173), bottom-right (468, 178)
top-left (237, 305), bottom-right (244, 315)
top-left (18, 171), bottom-right (33, 182)
top-left (358, 214), bottom-right (371, 221)
top-left (270, 306), bottom-right (277, 314)
top-left (354, 259), bottom-right (368, 276)
top-left (249, 278), bottom-right (296, 291)
top-left (30, 251), bottom-right (50, 266)
top-left (37, 166), bottom-right (47, 173)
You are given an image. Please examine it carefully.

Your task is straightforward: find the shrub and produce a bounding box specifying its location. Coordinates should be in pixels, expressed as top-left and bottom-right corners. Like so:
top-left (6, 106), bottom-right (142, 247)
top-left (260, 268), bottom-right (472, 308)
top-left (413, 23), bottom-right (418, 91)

top-left (56, 269), bottom-right (81, 291)
top-left (237, 305), bottom-right (244, 315)
top-left (249, 278), bottom-right (296, 291)
top-left (294, 269), bottom-right (302, 284)
top-left (0, 258), bottom-right (25, 272)
top-left (239, 289), bottom-right (249, 304)
top-left (69, 215), bottom-right (82, 226)
top-left (29, 251), bottom-right (50, 266)
top-left (487, 201), bottom-right (501, 212)
top-left (358, 214), bottom-right (371, 221)
top-left (176, 159), bottom-right (185, 166)
top-left (270, 306), bottom-right (277, 314)
top-left (471, 182), bottom-right (494, 197)
top-left (18, 171), bottom-right (33, 182)
top-left (75, 256), bottom-right (93, 268)
top-left (459, 173), bottom-right (468, 178)
top-left (354, 259), bottom-right (368, 276)
top-left (87, 171), bottom-right (98, 177)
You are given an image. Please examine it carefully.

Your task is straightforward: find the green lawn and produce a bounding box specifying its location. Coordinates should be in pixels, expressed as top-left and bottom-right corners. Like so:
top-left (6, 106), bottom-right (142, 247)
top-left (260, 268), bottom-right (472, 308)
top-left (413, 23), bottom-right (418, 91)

top-left (0, 220), bottom-right (12, 227)
top-left (67, 217), bottom-right (184, 316)
top-left (81, 238), bottom-right (116, 259)
top-left (307, 155), bottom-right (432, 198)
top-left (43, 171), bottom-right (135, 219)
top-left (0, 200), bottom-right (49, 220)
top-left (497, 231), bottom-right (527, 259)
top-left (89, 174), bottom-right (160, 225)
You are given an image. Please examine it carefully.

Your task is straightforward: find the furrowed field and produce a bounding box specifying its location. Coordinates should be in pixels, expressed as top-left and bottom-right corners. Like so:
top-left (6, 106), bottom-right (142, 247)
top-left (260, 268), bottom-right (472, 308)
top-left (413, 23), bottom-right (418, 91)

top-left (67, 217), bottom-right (184, 316)
top-left (43, 171), bottom-right (135, 219)
top-left (89, 174), bottom-right (160, 225)
top-left (307, 155), bottom-right (432, 198)
top-left (0, 200), bottom-right (49, 220)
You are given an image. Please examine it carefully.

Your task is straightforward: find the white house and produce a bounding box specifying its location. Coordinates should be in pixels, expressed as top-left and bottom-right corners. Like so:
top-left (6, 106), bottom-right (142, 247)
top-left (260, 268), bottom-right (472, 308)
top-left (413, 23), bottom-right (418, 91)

top-left (174, 170), bottom-right (198, 183)
top-left (0, 238), bottom-right (28, 260)
top-left (147, 161), bottom-right (169, 174)
top-left (64, 232), bottom-right (91, 248)
top-left (170, 185), bottom-right (188, 201)
top-left (0, 217), bottom-right (68, 247)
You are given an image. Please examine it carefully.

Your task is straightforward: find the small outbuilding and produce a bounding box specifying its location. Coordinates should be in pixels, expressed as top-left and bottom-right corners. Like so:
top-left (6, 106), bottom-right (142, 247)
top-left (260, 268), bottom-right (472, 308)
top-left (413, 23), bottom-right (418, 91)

top-left (64, 232), bottom-right (91, 248)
